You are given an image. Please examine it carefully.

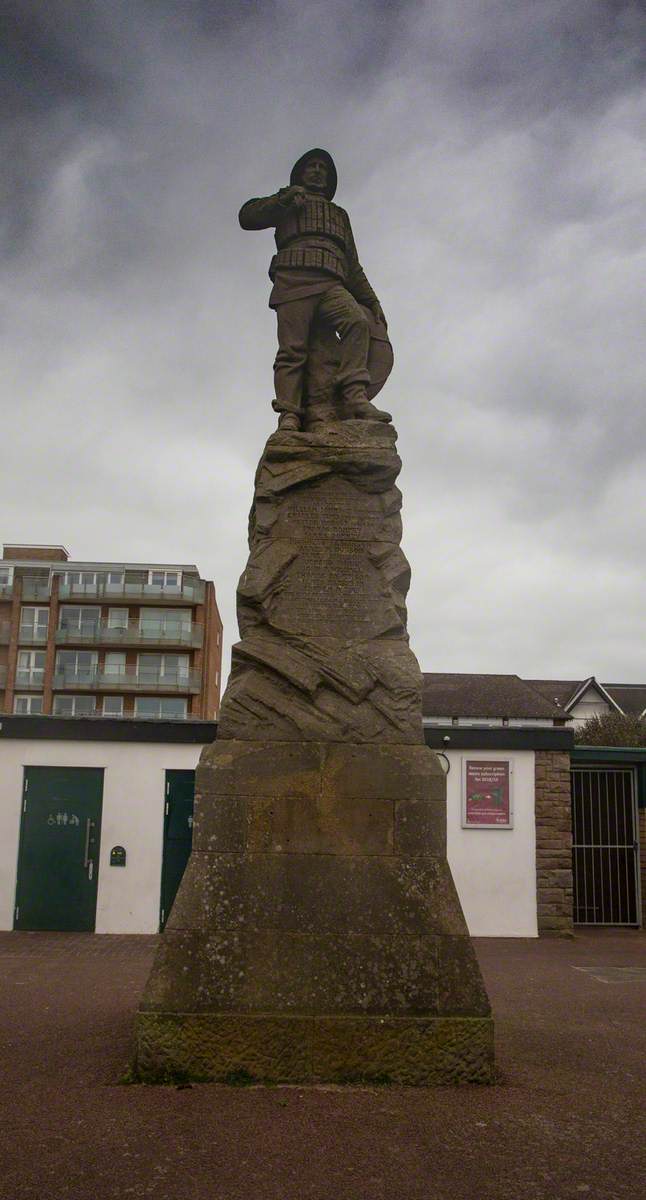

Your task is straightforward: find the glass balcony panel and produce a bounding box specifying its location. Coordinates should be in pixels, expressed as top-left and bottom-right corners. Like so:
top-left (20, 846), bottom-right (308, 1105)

top-left (21, 580), bottom-right (51, 601)
top-left (57, 577), bottom-right (204, 604)
top-left (52, 668), bottom-right (200, 692)
top-left (15, 669), bottom-right (45, 688)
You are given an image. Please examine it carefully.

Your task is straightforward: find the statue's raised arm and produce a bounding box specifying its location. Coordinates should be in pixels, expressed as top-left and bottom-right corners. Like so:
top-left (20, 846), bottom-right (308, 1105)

top-left (239, 148), bottom-right (393, 432)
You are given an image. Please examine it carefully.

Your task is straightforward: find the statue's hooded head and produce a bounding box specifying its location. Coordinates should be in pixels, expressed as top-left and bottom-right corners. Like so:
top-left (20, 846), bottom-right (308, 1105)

top-left (290, 148), bottom-right (337, 200)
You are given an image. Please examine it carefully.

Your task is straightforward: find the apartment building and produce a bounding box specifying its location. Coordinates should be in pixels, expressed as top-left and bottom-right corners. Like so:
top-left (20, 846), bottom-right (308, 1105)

top-left (0, 545), bottom-right (222, 720)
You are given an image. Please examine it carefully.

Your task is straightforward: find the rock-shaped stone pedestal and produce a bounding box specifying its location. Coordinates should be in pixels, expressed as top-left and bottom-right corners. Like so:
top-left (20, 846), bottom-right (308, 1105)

top-left (135, 422), bottom-right (493, 1084)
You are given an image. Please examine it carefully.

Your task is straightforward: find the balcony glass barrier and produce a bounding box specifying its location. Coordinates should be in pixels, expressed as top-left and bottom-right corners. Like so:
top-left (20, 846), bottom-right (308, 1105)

top-left (57, 579), bottom-right (205, 603)
top-left (15, 669), bottom-right (45, 688)
top-left (18, 626), bottom-right (49, 643)
top-left (21, 581), bottom-right (51, 601)
top-left (52, 668), bottom-right (201, 692)
top-left (55, 621), bottom-right (202, 646)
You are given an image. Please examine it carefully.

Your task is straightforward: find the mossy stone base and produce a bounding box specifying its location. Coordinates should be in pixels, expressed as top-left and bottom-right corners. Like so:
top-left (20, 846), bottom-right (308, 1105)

top-left (134, 1011), bottom-right (494, 1086)
top-left (135, 741), bottom-right (494, 1086)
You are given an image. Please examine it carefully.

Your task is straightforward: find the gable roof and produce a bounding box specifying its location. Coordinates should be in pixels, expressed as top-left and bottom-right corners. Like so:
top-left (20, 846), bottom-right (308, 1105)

top-left (422, 674), bottom-right (565, 720)
top-left (528, 678), bottom-right (646, 716)
top-left (565, 677), bottom-right (623, 714)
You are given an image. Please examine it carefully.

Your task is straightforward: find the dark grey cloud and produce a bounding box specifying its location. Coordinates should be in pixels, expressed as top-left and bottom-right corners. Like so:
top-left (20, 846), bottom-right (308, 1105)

top-left (1, 0), bottom-right (644, 684)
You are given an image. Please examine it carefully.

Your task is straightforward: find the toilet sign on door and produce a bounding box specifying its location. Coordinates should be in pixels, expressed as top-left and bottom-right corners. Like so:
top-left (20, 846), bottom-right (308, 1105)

top-left (462, 760), bottom-right (513, 828)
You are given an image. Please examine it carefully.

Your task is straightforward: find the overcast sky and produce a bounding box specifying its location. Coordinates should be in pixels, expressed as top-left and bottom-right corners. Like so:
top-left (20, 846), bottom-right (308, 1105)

top-left (2, 0), bottom-right (645, 686)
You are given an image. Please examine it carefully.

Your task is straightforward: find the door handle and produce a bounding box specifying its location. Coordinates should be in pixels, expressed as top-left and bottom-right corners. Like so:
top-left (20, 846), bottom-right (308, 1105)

top-left (83, 819), bottom-right (92, 867)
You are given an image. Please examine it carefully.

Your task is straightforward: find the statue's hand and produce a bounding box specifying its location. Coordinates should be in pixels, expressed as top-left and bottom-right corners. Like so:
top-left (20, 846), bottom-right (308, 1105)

top-left (371, 302), bottom-right (388, 331)
top-left (280, 185), bottom-right (307, 208)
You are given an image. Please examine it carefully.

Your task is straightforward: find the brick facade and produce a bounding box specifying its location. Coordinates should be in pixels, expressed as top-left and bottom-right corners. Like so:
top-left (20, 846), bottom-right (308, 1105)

top-left (535, 750), bottom-right (573, 935)
top-left (0, 547), bottom-right (223, 720)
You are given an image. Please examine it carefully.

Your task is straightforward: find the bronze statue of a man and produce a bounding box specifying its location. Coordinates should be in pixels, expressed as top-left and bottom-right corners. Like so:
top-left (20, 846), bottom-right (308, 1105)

top-left (239, 148), bottom-right (392, 432)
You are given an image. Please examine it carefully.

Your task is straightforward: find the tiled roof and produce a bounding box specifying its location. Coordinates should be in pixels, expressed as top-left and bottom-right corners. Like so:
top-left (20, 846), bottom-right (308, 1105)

top-left (602, 684), bottom-right (646, 716)
top-left (526, 680), bottom-right (579, 709)
top-left (422, 674), bottom-right (565, 720)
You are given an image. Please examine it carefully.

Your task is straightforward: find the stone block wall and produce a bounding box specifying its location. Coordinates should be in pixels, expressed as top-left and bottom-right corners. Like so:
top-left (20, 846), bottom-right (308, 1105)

top-left (534, 751), bottom-right (573, 935)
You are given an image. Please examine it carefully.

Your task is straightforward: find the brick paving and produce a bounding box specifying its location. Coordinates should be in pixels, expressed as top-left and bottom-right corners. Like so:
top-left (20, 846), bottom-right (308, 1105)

top-left (0, 930), bottom-right (645, 1200)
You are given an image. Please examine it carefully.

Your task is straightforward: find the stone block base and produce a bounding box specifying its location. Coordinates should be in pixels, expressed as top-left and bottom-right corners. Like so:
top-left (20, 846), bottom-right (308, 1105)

top-left (134, 1012), bottom-right (494, 1086)
top-left (135, 739), bottom-right (494, 1086)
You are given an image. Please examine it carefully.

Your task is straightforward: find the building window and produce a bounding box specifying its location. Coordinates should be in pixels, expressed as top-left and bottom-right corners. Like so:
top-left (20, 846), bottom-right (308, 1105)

top-left (0, 566), bottom-right (13, 586)
top-left (107, 608), bottom-right (129, 630)
top-left (19, 607), bottom-right (49, 642)
top-left (61, 571), bottom-right (98, 589)
top-left (59, 606), bottom-right (101, 635)
top-left (55, 649), bottom-right (98, 683)
top-left (148, 570), bottom-right (180, 589)
top-left (16, 650), bottom-right (46, 686)
top-left (14, 695), bottom-right (44, 715)
top-left (139, 608), bottom-right (191, 638)
top-left (106, 571), bottom-right (124, 588)
top-left (135, 697), bottom-right (187, 720)
top-left (53, 695), bottom-right (96, 716)
top-left (102, 696), bottom-right (124, 717)
top-left (104, 651), bottom-right (126, 678)
top-left (137, 653), bottom-right (189, 684)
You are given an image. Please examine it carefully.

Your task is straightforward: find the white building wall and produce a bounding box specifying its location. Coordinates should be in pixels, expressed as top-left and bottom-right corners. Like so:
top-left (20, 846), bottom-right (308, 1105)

top-left (569, 688), bottom-right (612, 728)
top-left (445, 748), bottom-right (538, 937)
top-left (0, 737), bottom-right (202, 934)
top-left (1, 736), bottom-right (541, 938)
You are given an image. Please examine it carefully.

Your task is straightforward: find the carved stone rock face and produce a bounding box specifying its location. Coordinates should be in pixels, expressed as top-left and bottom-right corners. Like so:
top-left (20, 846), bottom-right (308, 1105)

top-left (218, 421), bottom-right (424, 744)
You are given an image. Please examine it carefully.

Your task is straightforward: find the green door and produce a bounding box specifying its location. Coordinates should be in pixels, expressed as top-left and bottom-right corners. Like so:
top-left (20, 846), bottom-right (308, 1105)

top-left (15, 767), bottom-right (104, 932)
top-left (160, 769), bottom-right (195, 930)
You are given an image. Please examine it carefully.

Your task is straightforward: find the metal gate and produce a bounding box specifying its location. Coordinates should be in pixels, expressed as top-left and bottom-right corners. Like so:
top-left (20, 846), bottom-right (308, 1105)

top-left (571, 766), bottom-right (640, 926)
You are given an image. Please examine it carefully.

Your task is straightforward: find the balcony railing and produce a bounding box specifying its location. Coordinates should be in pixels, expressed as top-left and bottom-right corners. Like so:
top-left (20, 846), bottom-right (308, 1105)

top-left (52, 668), bottom-right (201, 694)
top-left (0, 583), bottom-right (14, 600)
top-left (50, 706), bottom-right (190, 721)
top-left (0, 622), bottom-right (11, 644)
top-left (14, 670), bottom-right (45, 690)
top-left (21, 580), bottom-right (51, 601)
top-left (57, 579), bottom-right (205, 605)
top-left (0, 665), bottom-right (7, 688)
top-left (18, 627), bottom-right (49, 645)
top-left (55, 621), bottom-right (203, 648)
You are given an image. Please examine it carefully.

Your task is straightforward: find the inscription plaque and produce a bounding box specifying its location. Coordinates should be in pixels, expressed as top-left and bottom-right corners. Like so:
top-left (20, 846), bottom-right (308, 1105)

top-left (272, 540), bottom-right (388, 637)
top-left (272, 476), bottom-right (401, 544)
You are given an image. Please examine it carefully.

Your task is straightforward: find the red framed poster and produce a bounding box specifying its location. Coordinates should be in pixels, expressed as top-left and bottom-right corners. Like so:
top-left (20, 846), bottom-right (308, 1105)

top-left (462, 759), bottom-right (513, 828)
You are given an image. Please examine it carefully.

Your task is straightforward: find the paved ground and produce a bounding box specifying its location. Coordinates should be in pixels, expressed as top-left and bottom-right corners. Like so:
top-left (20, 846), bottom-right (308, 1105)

top-left (0, 931), bottom-right (644, 1200)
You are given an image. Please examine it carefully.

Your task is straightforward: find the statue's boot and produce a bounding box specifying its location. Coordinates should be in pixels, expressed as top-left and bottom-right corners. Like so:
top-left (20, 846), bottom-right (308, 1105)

top-left (277, 412), bottom-right (301, 432)
top-left (305, 395), bottom-right (337, 433)
top-left (347, 397), bottom-right (392, 423)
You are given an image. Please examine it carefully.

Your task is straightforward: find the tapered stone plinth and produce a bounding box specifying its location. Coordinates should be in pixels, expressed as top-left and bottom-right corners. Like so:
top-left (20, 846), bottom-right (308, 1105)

top-left (135, 422), bottom-right (494, 1084)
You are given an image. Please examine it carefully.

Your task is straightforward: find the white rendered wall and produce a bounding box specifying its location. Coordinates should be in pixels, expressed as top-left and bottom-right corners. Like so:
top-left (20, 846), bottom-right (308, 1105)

top-left (569, 690), bottom-right (612, 728)
top-left (1, 736), bottom-right (539, 938)
top-left (0, 737), bottom-right (203, 934)
top-left (445, 749), bottom-right (538, 937)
